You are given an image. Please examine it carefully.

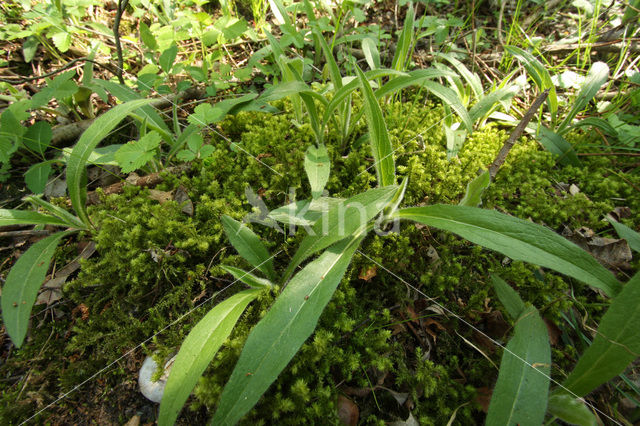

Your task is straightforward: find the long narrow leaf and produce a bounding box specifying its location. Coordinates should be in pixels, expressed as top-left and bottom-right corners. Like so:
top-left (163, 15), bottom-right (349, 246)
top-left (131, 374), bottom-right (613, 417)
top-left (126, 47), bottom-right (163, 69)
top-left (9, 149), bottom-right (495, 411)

top-left (0, 209), bottom-right (70, 228)
top-left (221, 215), bottom-right (276, 281)
top-left (505, 46), bottom-right (558, 120)
top-left (67, 99), bottom-right (154, 225)
top-left (374, 68), bottom-right (457, 99)
top-left (607, 219), bottom-right (640, 253)
top-left (212, 234), bottom-right (364, 425)
top-left (1, 230), bottom-right (75, 347)
top-left (491, 274), bottom-right (526, 320)
top-left (356, 66), bottom-right (396, 187)
top-left (391, 2), bottom-right (415, 72)
top-left (538, 126), bottom-right (581, 166)
top-left (562, 271), bottom-right (640, 397)
top-left (394, 205), bottom-right (621, 296)
top-left (486, 306), bottom-right (550, 426)
top-left (557, 62), bottom-right (609, 133)
top-left (220, 265), bottom-right (273, 289)
top-left (24, 196), bottom-right (88, 230)
top-left (314, 29), bottom-right (342, 89)
top-left (420, 80), bottom-right (473, 132)
top-left (158, 288), bottom-right (262, 426)
top-left (459, 170), bottom-right (490, 207)
top-left (435, 53), bottom-right (483, 98)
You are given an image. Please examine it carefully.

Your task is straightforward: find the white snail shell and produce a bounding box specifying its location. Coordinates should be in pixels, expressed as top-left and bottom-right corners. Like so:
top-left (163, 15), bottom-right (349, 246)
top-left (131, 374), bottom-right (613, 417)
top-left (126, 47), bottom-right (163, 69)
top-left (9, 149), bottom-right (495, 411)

top-left (138, 354), bottom-right (176, 403)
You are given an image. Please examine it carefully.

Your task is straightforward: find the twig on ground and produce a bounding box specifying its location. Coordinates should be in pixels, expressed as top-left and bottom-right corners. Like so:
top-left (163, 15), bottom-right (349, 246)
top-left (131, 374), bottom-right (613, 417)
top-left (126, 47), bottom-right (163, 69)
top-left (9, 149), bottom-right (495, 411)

top-left (488, 89), bottom-right (550, 179)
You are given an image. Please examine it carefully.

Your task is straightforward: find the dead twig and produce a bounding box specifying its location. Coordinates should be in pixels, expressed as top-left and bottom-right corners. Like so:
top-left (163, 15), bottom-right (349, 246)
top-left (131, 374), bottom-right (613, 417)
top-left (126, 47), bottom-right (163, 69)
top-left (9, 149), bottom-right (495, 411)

top-left (488, 89), bottom-right (550, 179)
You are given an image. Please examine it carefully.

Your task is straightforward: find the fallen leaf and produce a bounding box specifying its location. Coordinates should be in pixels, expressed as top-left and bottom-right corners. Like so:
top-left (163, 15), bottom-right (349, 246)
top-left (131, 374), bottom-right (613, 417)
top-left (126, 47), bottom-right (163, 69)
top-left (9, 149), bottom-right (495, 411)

top-left (543, 318), bottom-right (561, 346)
top-left (173, 185), bottom-right (193, 216)
top-left (36, 241), bottom-right (96, 305)
top-left (358, 265), bottom-right (377, 281)
top-left (563, 226), bottom-right (632, 269)
top-left (609, 206), bottom-right (631, 221)
top-left (148, 189), bottom-right (173, 204)
top-left (337, 395), bottom-right (359, 426)
top-left (475, 387), bottom-right (492, 412)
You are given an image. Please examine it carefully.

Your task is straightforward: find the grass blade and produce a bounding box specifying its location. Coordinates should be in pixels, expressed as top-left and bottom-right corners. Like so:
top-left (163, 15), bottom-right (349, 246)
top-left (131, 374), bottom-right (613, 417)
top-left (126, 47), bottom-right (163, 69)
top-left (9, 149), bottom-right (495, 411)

top-left (313, 28), bottom-right (342, 89)
top-left (395, 205), bottom-right (621, 296)
top-left (486, 305), bottom-right (550, 426)
top-left (391, 2), bottom-right (415, 72)
top-left (24, 196), bottom-right (88, 230)
top-left (158, 288), bottom-right (262, 426)
top-left (221, 215), bottom-right (276, 281)
top-left (356, 66), bottom-right (396, 187)
top-left (362, 37), bottom-right (380, 70)
top-left (212, 234), bottom-right (364, 425)
top-left (67, 99), bottom-right (154, 225)
top-left (1, 230), bottom-right (75, 347)
top-left (562, 271), bottom-right (640, 397)
top-left (304, 144), bottom-right (331, 199)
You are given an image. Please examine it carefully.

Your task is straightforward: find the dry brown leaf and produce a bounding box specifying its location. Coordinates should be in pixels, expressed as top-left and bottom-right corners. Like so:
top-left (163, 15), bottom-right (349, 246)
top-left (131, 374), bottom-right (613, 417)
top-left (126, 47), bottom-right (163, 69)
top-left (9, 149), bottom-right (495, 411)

top-left (174, 185), bottom-right (193, 216)
top-left (337, 395), bottom-right (359, 426)
top-left (148, 189), bottom-right (174, 204)
top-left (358, 265), bottom-right (377, 281)
top-left (563, 226), bottom-right (632, 269)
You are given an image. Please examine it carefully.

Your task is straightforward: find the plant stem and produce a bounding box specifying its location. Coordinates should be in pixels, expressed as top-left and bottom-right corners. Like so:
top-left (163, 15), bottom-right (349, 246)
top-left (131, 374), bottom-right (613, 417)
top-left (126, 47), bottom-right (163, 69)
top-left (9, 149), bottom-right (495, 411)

top-left (113, 0), bottom-right (130, 85)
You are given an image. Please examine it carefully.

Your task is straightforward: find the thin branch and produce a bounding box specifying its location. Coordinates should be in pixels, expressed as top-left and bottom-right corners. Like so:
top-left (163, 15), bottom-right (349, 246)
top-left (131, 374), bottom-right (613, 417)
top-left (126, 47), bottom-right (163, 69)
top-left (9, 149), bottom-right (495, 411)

top-left (113, 0), bottom-right (130, 85)
top-left (488, 89), bottom-right (550, 179)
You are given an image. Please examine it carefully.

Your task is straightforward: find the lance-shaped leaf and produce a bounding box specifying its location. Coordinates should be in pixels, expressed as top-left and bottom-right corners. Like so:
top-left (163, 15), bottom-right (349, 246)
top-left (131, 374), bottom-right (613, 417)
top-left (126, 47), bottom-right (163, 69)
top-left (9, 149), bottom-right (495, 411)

top-left (1, 230), bottom-right (75, 347)
top-left (212, 234), bottom-right (364, 425)
top-left (304, 144), bottom-right (330, 199)
top-left (356, 66), bottom-right (396, 188)
top-left (24, 196), bottom-right (88, 230)
top-left (221, 215), bottom-right (276, 281)
top-left (67, 99), bottom-right (155, 225)
top-left (557, 62), bottom-right (609, 133)
top-left (0, 209), bottom-right (70, 228)
top-left (562, 271), bottom-right (640, 397)
top-left (459, 170), bottom-right (490, 207)
top-left (491, 274), bottom-right (526, 320)
top-left (284, 186), bottom-right (396, 281)
top-left (546, 394), bottom-right (597, 426)
top-left (268, 197), bottom-right (345, 226)
top-left (220, 265), bottom-right (273, 289)
top-left (394, 205), bottom-right (621, 296)
top-left (486, 305), bottom-right (550, 426)
top-left (158, 288), bottom-right (262, 426)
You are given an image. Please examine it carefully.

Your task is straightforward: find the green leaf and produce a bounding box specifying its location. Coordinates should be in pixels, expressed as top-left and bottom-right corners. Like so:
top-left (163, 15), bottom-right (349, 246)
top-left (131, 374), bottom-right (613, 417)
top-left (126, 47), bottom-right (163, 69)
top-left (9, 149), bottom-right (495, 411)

top-left (391, 2), bottom-right (415, 72)
top-left (284, 186), bottom-right (397, 281)
top-left (24, 195), bottom-right (87, 230)
top-left (220, 265), bottom-right (273, 289)
top-left (25, 161), bottom-right (52, 194)
top-left (491, 274), bottom-right (526, 320)
top-left (51, 31), bottom-right (71, 53)
top-left (158, 288), bottom-right (262, 426)
top-left (538, 126), bottom-right (581, 166)
top-left (31, 71), bottom-right (78, 109)
top-left (0, 209), bottom-right (69, 228)
top-left (258, 81), bottom-right (313, 103)
top-left (159, 43), bottom-right (178, 74)
top-left (486, 305), bottom-right (550, 426)
top-left (395, 205), bottom-right (621, 296)
top-left (1, 230), bottom-right (75, 347)
top-left (304, 144), bottom-right (330, 199)
top-left (558, 62), bottom-right (609, 133)
top-left (23, 121), bottom-right (52, 155)
top-left (547, 394), bottom-right (597, 426)
top-left (362, 37), bottom-right (380, 70)
top-left (505, 45), bottom-right (558, 120)
top-left (435, 52), bottom-right (483, 99)
top-left (67, 98), bottom-right (155, 225)
top-left (22, 36), bottom-right (39, 63)
top-left (114, 131), bottom-right (162, 173)
top-left (607, 219), bottom-right (640, 253)
top-left (420, 80), bottom-right (473, 132)
top-left (221, 215), bottom-right (276, 281)
top-left (92, 79), bottom-right (172, 140)
top-left (139, 22), bottom-right (158, 51)
top-left (212, 234), bottom-right (364, 425)
top-left (356, 66), bottom-right (396, 187)
top-left (562, 271), bottom-right (640, 397)
top-left (469, 87), bottom-right (518, 124)
top-left (314, 29), bottom-right (342, 89)
top-left (268, 197), bottom-right (345, 227)
top-left (459, 170), bottom-right (490, 207)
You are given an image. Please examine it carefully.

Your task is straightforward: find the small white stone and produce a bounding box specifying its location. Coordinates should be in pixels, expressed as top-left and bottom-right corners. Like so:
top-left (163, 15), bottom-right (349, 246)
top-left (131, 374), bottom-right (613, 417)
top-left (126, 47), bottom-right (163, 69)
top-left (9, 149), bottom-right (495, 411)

top-left (138, 354), bottom-right (176, 403)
